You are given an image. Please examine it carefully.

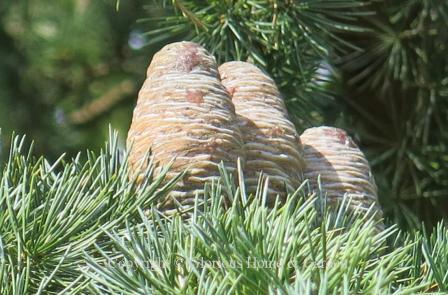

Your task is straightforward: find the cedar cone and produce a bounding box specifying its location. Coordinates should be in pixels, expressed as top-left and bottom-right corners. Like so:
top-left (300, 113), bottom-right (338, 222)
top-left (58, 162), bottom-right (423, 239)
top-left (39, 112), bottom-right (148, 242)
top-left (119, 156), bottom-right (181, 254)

top-left (219, 61), bottom-right (305, 202)
top-left (127, 42), bottom-right (245, 211)
top-left (301, 126), bottom-right (383, 219)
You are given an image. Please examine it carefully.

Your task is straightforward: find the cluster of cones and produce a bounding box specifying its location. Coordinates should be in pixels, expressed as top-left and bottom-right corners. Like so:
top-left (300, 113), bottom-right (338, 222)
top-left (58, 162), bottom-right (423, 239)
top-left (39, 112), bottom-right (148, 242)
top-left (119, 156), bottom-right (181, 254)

top-left (127, 41), bottom-right (382, 220)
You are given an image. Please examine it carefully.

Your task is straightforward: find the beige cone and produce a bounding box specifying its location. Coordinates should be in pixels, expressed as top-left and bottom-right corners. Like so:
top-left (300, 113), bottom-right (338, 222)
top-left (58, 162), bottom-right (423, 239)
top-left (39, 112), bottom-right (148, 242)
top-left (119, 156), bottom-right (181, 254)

top-left (127, 42), bottom-right (245, 211)
top-left (301, 126), bottom-right (383, 220)
top-left (219, 61), bottom-right (305, 203)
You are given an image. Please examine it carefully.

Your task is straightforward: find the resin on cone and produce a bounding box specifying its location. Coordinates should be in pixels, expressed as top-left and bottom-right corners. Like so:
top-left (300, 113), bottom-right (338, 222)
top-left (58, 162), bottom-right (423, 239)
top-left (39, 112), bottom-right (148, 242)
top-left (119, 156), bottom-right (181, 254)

top-left (301, 126), bottom-right (382, 218)
top-left (127, 42), bottom-right (245, 211)
top-left (219, 61), bottom-right (305, 203)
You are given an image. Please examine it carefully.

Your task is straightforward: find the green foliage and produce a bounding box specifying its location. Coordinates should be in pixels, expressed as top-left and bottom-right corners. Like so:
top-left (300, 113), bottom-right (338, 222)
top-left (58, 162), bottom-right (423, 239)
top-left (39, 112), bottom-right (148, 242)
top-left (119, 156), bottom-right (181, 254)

top-left (0, 131), bottom-right (179, 294)
top-left (0, 133), bottom-right (448, 294)
top-left (336, 0), bottom-right (448, 226)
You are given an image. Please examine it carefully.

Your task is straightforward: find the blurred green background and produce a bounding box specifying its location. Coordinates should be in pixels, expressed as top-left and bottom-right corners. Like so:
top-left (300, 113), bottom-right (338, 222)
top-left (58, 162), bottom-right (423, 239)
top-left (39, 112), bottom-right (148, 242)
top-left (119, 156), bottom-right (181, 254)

top-left (0, 0), bottom-right (447, 228)
top-left (0, 0), bottom-right (155, 159)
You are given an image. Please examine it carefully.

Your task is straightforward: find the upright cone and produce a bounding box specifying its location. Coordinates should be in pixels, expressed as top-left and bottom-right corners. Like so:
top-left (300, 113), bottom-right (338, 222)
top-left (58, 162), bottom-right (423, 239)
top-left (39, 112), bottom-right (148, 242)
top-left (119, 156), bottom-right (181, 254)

top-left (301, 126), bottom-right (383, 219)
top-left (219, 61), bottom-right (305, 203)
top-left (127, 42), bottom-right (245, 211)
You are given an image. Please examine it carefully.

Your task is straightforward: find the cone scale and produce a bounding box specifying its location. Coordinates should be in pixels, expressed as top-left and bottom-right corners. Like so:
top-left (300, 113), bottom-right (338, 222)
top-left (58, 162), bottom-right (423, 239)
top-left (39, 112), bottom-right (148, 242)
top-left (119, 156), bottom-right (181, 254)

top-left (219, 61), bottom-right (305, 202)
top-left (127, 42), bottom-right (245, 210)
top-left (301, 126), bottom-right (383, 219)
